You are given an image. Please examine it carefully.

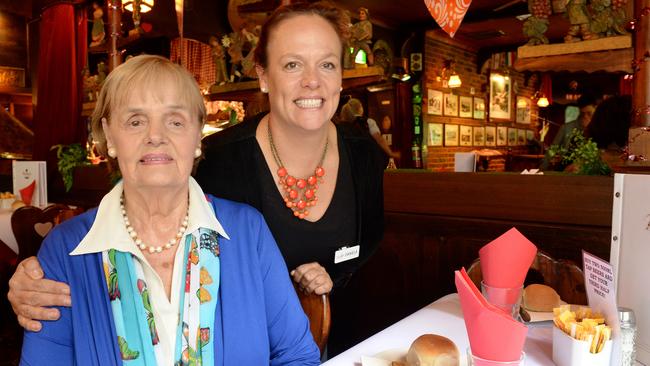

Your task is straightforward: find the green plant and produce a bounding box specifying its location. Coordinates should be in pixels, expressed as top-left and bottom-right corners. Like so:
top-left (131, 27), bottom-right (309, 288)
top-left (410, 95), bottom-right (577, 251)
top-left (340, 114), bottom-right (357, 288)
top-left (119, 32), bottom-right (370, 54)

top-left (51, 143), bottom-right (91, 191)
top-left (546, 130), bottom-right (612, 175)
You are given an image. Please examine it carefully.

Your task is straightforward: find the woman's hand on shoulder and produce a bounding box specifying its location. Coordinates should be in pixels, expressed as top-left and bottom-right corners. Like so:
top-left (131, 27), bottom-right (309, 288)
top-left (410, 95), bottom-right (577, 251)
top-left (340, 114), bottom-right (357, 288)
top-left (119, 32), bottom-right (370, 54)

top-left (7, 256), bottom-right (71, 331)
top-left (290, 262), bottom-right (333, 295)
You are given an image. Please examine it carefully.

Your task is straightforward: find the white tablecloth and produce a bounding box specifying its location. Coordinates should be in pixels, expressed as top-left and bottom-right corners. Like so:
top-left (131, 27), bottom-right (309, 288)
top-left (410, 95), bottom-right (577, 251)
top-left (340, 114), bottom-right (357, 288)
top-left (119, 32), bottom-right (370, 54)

top-left (323, 293), bottom-right (554, 366)
top-left (0, 208), bottom-right (18, 254)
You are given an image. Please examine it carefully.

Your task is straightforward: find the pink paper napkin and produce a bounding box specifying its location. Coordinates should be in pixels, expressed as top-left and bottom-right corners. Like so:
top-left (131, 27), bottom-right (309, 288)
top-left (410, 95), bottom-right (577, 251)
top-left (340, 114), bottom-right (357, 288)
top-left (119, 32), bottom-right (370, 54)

top-left (456, 268), bottom-right (528, 362)
top-left (479, 228), bottom-right (537, 288)
top-left (19, 180), bottom-right (36, 206)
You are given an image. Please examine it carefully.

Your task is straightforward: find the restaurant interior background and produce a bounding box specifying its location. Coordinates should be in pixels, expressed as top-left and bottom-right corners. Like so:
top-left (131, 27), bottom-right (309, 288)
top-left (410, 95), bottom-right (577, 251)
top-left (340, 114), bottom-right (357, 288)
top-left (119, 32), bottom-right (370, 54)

top-left (1, 0), bottom-right (650, 364)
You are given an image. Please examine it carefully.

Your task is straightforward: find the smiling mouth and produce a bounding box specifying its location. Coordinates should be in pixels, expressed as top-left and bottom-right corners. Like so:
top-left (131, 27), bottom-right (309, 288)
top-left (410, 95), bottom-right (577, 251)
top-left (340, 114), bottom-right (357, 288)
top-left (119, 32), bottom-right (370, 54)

top-left (294, 98), bottom-right (323, 108)
top-left (139, 156), bottom-right (173, 163)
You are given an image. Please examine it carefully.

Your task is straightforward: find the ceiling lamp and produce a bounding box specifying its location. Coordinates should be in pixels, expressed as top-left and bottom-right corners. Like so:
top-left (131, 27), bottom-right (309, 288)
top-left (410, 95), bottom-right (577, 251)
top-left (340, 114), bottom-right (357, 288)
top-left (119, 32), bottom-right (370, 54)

top-left (124, 0), bottom-right (155, 13)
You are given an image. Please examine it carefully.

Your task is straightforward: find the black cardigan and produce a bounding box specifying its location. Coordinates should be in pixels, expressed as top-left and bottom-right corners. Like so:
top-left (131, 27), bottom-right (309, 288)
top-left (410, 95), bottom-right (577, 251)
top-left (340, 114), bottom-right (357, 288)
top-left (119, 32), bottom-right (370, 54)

top-left (195, 115), bottom-right (387, 286)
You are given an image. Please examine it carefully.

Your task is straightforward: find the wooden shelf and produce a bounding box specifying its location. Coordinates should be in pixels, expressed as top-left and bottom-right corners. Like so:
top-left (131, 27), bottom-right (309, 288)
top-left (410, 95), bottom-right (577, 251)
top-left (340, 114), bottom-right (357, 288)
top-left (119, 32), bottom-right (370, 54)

top-left (514, 47), bottom-right (633, 73)
top-left (517, 35), bottom-right (631, 59)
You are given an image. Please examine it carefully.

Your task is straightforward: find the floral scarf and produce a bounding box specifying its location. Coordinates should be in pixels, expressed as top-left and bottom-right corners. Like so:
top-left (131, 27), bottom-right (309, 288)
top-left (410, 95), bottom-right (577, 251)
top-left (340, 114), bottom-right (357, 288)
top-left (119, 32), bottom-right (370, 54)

top-left (102, 228), bottom-right (220, 365)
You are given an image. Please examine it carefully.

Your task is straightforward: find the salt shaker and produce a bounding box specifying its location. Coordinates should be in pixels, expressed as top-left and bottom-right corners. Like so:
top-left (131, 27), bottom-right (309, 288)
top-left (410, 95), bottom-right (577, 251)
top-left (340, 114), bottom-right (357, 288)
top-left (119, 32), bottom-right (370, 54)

top-left (619, 307), bottom-right (637, 366)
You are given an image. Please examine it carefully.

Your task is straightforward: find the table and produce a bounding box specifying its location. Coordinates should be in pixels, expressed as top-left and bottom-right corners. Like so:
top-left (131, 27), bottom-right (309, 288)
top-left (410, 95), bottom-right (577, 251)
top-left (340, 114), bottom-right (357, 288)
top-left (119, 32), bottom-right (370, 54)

top-left (323, 293), bottom-right (554, 366)
top-left (0, 208), bottom-right (17, 254)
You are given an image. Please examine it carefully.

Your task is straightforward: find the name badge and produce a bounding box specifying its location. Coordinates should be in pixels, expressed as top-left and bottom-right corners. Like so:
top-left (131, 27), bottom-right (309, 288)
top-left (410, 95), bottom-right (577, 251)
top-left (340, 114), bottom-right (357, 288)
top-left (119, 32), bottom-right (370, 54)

top-left (334, 245), bottom-right (360, 264)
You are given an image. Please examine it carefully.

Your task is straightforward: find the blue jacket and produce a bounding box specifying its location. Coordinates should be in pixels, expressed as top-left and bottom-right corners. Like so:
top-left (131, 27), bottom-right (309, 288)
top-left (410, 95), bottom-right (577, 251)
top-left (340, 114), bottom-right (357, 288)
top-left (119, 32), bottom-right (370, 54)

top-left (20, 196), bottom-right (320, 366)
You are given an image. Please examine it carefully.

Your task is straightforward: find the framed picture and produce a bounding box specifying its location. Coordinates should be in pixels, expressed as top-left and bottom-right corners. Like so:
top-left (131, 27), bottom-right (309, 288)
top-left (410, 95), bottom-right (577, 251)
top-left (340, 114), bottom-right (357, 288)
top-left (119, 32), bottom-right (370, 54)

top-left (497, 126), bottom-right (508, 146)
top-left (428, 89), bottom-right (443, 115)
top-left (473, 97), bottom-right (485, 120)
top-left (460, 125), bottom-right (473, 146)
top-left (489, 73), bottom-right (512, 120)
top-left (459, 96), bottom-right (473, 118)
top-left (516, 96), bottom-right (532, 124)
top-left (485, 126), bottom-right (496, 146)
top-left (473, 126), bottom-right (485, 146)
top-left (507, 128), bottom-right (517, 146)
top-left (444, 93), bottom-right (459, 117)
top-left (428, 123), bottom-right (443, 146)
top-left (444, 124), bottom-right (459, 146)
top-left (526, 129), bottom-right (535, 142)
top-left (517, 129), bottom-right (527, 145)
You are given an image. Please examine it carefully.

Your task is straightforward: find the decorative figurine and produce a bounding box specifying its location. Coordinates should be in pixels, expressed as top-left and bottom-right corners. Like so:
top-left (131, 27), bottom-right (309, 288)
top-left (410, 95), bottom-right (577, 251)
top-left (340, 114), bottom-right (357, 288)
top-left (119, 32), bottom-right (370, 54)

top-left (564, 0), bottom-right (595, 42)
top-left (523, 0), bottom-right (552, 45)
top-left (89, 1), bottom-right (105, 47)
top-left (240, 24), bottom-right (260, 79)
top-left (209, 36), bottom-right (229, 85)
top-left (590, 0), bottom-right (628, 37)
top-left (223, 24), bottom-right (259, 82)
top-left (346, 7), bottom-right (373, 69)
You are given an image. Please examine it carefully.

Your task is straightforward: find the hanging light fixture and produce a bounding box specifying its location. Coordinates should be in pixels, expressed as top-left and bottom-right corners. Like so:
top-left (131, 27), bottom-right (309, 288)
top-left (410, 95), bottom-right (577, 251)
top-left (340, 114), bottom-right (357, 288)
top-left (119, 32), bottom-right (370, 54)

top-left (448, 72), bottom-right (462, 88)
top-left (123, 0), bottom-right (155, 13)
top-left (437, 60), bottom-right (462, 88)
top-left (537, 95), bottom-right (550, 107)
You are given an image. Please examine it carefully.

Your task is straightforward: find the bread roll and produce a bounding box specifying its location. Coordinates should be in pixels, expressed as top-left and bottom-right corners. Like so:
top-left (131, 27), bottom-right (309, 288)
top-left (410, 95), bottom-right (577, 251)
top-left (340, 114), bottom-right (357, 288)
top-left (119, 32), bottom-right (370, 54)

top-left (406, 334), bottom-right (459, 366)
top-left (522, 283), bottom-right (561, 312)
top-left (11, 200), bottom-right (25, 210)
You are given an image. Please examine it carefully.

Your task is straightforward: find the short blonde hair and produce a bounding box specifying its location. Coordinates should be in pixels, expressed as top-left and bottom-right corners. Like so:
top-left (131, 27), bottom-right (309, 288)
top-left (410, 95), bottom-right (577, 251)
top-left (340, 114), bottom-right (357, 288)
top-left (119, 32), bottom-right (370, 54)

top-left (90, 55), bottom-right (206, 158)
top-left (340, 98), bottom-right (363, 122)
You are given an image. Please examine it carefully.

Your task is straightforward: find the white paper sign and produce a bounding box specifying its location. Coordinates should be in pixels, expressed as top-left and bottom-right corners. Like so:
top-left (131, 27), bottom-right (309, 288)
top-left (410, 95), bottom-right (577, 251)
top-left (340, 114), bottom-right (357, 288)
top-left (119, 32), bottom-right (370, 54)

top-left (583, 250), bottom-right (621, 365)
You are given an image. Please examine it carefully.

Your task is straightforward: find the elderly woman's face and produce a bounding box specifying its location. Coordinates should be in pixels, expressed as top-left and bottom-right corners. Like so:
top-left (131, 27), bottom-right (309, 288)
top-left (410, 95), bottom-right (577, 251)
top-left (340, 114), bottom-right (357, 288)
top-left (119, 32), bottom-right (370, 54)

top-left (257, 14), bottom-right (342, 131)
top-left (103, 81), bottom-right (201, 190)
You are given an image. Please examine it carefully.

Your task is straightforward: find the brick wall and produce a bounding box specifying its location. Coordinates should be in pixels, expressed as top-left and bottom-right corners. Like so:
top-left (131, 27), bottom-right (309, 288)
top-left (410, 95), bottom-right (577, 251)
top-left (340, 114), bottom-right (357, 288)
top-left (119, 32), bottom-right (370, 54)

top-left (422, 30), bottom-right (539, 172)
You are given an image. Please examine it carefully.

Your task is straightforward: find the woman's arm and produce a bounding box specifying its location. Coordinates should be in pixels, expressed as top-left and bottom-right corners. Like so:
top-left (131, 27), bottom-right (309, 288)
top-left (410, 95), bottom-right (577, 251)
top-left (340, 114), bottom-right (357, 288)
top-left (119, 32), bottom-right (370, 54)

top-left (8, 257), bottom-right (71, 331)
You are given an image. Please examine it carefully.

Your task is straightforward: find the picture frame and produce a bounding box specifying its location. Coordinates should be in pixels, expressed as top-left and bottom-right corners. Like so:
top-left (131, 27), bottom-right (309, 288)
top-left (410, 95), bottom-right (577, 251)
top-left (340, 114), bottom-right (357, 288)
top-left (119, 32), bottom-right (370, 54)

top-left (526, 129), bottom-right (535, 142)
top-left (473, 97), bottom-right (485, 120)
top-left (517, 129), bottom-right (527, 145)
top-left (444, 124), bottom-right (459, 146)
top-left (485, 126), bottom-right (496, 146)
top-left (428, 123), bottom-right (443, 146)
top-left (459, 96), bottom-right (473, 118)
top-left (489, 73), bottom-right (512, 120)
top-left (444, 93), bottom-right (459, 117)
top-left (507, 127), bottom-right (517, 146)
top-left (428, 89), bottom-right (443, 115)
top-left (497, 126), bottom-right (508, 146)
top-left (460, 125), bottom-right (473, 146)
top-left (516, 96), bottom-right (531, 124)
top-left (473, 126), bottom-right (485, 146)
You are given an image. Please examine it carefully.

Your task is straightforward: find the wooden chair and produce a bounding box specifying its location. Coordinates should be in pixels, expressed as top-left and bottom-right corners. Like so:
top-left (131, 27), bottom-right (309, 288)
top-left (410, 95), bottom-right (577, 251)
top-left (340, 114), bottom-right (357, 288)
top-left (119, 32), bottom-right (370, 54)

top-left (293, 284), bottom-right (331, 354)
top-left (466, 250), bottom-right (587, 305)
top-left (11, 204), bottom-right (84, 262)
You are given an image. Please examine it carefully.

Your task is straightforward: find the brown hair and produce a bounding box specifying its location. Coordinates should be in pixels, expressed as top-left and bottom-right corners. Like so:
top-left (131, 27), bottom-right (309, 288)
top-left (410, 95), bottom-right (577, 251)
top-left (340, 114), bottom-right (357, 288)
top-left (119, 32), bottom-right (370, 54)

top-left (90, 55), bottom-right (206, 160)
top-left (253, 1), bottom-right (350, 68)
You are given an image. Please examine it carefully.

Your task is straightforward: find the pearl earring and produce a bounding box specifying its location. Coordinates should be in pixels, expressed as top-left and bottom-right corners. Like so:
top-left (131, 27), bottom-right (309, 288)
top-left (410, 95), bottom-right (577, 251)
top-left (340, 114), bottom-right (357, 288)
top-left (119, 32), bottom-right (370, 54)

top-left (194, 147), bottom-right (202, 158)
top-left (107, 147), bottom-right (117, 158)
top-left (261, 87), bottom-right (268, 93)
top-left (340, 86), bottom-right (343, 92)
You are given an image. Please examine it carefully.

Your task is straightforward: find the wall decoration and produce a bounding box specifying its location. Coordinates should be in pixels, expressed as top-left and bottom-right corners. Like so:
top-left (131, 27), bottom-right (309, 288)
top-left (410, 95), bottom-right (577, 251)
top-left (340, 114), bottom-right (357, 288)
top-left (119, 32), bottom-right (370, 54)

top-left (473, 97), bottom-right (485, 120)
top-left (444, 124), bottom-right (459, 146)
top-left (444, 93), bottom-right (459, 117)
top-left (428, 123), bottom-right (443, 146)
top-left (485, 126), bottom-right (496, 146)
top-left (0, 66), bottom-right (25, 88)
top-left (460, 96), bottom-right (473, 118)
top-left (428, 89), bottom-right (443, 115)
top-left (473, 126), bottom-right (485, 146)
top-left (489, 73), bottom-right (512, 120)
top-left (460, 125), bottom-right (473, 146)
top-left (517, 129), bottom-right (527, 145)
top-left (497, 126), bottom-right (508, 146)
top-left (516, 96), bottom-right (532, 124)
top-left (526, 129), bottom-right (535, 142)
top-left (507, 128), bottom-right (517, 146)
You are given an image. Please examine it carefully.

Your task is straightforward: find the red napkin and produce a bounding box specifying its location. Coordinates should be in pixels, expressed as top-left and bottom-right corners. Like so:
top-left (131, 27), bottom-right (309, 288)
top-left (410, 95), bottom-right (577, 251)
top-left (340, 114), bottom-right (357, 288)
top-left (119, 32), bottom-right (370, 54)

top-left (479, 228), bottom-right (537, 288)
top-left (19, 180), bottom-right (36, 206)
top-left (456, 268), bottom-right (528, 362)
top-left (424, 0), bottom-right (472, 38)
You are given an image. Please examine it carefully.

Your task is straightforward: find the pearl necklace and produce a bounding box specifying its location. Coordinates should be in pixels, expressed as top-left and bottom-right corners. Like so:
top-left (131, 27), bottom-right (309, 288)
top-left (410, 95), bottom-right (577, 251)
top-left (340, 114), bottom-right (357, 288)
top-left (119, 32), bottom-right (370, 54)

top-left (120, 196), bottom-right (189, 254)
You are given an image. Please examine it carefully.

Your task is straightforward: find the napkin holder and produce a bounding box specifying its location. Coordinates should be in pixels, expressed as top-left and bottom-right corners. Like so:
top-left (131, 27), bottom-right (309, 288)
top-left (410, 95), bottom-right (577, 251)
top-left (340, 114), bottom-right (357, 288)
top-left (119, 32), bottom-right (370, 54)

top-left (552, 326), bottom-right (612, 366)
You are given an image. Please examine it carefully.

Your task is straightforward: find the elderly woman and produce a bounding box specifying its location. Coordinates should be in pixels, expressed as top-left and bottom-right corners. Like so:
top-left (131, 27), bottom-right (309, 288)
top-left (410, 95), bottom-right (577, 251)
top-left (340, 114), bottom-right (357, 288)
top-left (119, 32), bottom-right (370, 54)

top-left (19, 55), bottom-right (319, 365)
top-left (10, 1), bottom-right (386, 355)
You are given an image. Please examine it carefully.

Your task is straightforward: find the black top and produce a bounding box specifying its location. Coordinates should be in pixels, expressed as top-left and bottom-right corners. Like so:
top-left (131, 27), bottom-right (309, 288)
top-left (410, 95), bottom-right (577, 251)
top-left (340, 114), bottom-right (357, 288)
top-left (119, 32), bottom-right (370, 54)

top-left (256, 131), bottom-right (357, 281)
top-left (196, 114), bottom-right (387, 287)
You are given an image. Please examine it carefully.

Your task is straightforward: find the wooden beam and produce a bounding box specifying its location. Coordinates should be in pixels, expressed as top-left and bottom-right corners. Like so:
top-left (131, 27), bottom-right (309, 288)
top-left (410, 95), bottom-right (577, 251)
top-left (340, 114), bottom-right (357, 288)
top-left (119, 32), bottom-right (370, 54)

top-left (514, 48), bottom-right (633, 73)
top-left (632, 0), bottom-right (650, 127)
